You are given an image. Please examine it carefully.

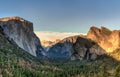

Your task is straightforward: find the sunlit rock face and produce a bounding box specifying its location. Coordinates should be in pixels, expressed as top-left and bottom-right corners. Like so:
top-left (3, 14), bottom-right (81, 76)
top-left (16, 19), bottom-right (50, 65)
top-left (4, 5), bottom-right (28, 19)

top-left (87, 26), bottom-right (120, 53)
top-left (0, 16), bottom-right (45, 57)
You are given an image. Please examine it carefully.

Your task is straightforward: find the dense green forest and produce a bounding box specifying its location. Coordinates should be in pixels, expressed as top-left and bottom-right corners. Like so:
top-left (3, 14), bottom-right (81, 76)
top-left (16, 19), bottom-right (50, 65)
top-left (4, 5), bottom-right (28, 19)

top-left (0, 45), bottom-right (120, 77)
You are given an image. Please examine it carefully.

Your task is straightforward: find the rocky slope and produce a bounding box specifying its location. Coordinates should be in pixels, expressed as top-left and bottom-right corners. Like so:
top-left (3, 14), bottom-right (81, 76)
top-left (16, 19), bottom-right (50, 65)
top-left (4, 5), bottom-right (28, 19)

top-left (47, 35), bottom-right (106, 61)
top-left (0, 16), bottom-right (45, 57)
top-left (46, 36), bottom-right (79, 60)
top-left (87, 26), bottom-right (120, 53)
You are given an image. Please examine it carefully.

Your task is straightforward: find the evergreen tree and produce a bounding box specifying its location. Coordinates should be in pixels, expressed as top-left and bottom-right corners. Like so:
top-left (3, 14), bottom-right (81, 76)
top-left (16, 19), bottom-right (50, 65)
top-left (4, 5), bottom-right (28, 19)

top-left (114, 65), bottom-right (120, 77)
top-left (99, 63), bottom-right (109, 77)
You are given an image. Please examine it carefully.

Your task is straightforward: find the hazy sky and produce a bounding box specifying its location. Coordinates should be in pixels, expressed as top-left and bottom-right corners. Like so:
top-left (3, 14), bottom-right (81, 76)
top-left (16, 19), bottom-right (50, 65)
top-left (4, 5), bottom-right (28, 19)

top-left (0, 0), bottom-right (120, 33)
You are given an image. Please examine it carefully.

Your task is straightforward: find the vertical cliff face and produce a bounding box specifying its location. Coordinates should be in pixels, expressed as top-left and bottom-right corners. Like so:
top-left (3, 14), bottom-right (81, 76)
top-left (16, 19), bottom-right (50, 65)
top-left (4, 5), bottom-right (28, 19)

top-left (0, 16), bottom-right (44, 57)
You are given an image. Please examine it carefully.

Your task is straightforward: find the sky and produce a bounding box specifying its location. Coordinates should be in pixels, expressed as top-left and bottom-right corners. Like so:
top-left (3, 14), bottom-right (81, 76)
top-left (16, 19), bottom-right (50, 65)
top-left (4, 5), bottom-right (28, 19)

top-left (0, 0), bottom-right (120, 33)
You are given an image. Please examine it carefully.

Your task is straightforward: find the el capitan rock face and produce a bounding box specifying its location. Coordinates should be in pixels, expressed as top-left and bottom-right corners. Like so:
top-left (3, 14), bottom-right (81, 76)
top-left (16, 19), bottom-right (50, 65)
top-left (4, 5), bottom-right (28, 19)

top-left (0, 16), bottom-right (44, 57)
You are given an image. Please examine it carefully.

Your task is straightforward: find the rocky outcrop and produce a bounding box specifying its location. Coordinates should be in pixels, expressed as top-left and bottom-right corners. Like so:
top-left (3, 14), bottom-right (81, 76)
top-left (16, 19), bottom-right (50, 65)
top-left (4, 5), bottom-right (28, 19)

top-left (71, 37), bottom-right (106, 60)
top-left (0, 16), bottom-right (45, 57)
top-left (87, 26), bottom-right (120, 53)
top-left (87, 26), bottom-right (111, 43)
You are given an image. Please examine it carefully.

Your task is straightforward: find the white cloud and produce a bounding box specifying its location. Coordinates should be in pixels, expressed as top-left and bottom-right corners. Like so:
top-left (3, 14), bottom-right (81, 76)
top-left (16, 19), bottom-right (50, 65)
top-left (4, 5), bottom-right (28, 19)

top-left (34, 31), bottom-right (86, 42)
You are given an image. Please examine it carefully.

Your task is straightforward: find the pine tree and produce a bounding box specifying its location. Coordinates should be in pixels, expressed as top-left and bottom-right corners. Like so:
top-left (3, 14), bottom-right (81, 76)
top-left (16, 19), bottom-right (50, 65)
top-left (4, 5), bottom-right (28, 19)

top-left (114, 65), bottom-right (120, 77)
top-left (99, 63), bottom-right (108, 77)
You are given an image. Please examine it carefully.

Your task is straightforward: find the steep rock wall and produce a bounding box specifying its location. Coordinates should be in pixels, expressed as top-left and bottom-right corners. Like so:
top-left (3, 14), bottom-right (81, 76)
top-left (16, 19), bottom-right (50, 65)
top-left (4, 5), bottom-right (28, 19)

top-left (0, 16), bottom-right (44, 57)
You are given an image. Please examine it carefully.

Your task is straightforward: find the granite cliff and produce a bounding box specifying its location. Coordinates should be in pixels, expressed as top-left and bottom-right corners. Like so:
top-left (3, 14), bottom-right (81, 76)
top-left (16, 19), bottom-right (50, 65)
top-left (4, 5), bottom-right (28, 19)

top-left (87, 26), bottom-right (120, 53)
top-left (0, 16), bottom-right (45, 57)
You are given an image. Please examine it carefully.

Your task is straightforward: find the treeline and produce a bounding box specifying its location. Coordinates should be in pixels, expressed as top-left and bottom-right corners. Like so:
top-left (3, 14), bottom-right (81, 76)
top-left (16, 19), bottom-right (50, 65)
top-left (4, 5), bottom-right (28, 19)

top-left (0, 45), bottom-right (120, 77)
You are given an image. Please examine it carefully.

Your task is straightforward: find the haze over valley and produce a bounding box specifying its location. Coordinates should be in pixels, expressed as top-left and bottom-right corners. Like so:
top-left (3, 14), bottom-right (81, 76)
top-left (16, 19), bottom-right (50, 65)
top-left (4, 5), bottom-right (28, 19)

top-left (35, 31), bottom-right (82, 42)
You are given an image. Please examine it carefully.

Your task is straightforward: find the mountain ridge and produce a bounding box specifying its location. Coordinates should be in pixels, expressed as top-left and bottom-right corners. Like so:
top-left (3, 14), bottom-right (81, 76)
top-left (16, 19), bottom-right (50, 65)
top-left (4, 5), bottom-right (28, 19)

top-left (87, 26), bottom-right (120, 53)
top-left (46, 26), bottom-right (120, 61)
